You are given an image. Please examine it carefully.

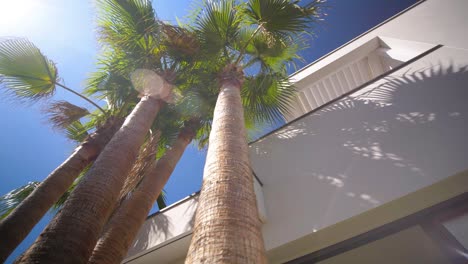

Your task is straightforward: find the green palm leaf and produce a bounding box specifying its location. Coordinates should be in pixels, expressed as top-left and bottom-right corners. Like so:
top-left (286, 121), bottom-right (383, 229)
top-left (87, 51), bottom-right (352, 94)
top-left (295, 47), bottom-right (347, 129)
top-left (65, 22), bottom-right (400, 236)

top-left (191, 0), bottom-right (241, 56)
top-left (242, 73), bottom-right (296, 124)
top-left (244, 0), bottom-right (323, 37)
top-left (96, 0), bottom-right (162, 68)
top-left (65, 120), bottom-right (90, 143)
top-left (0, 182), bottom-right (40, 220)
top-left (0, 38), bottom-right (58, 102)
top-left (85, 51), bottom-right (138, 115)
top-left (96, 0), bottom-right (158, 46)
top-left (241, 29), bottom-right (304, 73)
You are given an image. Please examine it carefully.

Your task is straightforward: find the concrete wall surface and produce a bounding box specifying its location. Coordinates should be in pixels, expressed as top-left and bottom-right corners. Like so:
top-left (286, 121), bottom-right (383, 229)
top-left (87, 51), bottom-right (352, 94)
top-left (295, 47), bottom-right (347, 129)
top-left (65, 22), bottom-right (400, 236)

top-left (250, 46), bottom-right (468, 250)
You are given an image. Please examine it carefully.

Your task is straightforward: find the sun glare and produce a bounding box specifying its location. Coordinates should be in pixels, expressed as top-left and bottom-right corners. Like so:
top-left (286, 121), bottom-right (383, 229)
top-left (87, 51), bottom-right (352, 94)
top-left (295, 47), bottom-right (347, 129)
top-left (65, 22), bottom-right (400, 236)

top-left (0, 0), bottom-right (41, 31)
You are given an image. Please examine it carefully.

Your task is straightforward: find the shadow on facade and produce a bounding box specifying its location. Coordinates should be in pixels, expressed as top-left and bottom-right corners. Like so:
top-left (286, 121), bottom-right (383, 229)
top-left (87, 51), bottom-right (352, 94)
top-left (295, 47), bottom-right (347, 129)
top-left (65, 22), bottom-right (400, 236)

top-left (251, 63), bottom-right (468, 231)
top-left (128, 212), bottom-right (170, 257)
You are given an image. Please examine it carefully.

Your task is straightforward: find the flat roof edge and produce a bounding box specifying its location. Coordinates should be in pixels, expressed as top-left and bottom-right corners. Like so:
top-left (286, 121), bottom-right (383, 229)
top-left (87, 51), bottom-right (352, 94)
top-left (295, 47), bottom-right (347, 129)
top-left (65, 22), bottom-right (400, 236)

top-left (288, 0), bottom-right (427, 80)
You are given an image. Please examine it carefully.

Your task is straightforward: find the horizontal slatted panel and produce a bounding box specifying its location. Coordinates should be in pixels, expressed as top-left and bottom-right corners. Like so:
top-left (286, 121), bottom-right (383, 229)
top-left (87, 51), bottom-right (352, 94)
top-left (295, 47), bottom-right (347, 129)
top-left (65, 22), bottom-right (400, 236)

top-left (291, 56), bottom-right (375, 120)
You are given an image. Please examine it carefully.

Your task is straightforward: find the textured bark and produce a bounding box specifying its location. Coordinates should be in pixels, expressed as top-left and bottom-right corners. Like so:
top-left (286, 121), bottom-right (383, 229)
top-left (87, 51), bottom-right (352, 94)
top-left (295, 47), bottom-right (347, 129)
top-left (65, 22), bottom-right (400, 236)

top-left (186, 79), bottom-right (267, 263)
top-left (88, 130), bottom-right (193, 264)
top-left (17, 96), bottom-right (162, 264)
top-left (0, 117), bottom-right (122, 263)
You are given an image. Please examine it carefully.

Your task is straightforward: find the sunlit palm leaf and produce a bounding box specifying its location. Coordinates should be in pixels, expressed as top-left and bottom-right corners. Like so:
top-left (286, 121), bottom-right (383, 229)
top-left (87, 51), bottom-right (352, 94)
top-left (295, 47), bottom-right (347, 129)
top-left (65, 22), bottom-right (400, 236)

top-left (96, 0), bottom-right (162, 68)
top-left (0, 38), bottom-right (58, 102)
top-left (242, 30), bottom-right (304, 73)
top-left (244, 0), bottom-right (323, 38)
top-left (65, 120), bottom-right (90, 143)
top-left (242, 73), bottom-right (296, 124)
top-left (96, 0), bottom-right (158, 46)
top-left (0, 182), bottom-right (40, 220)
top-left (192, 0), bottom-right (241, 56)
top-left (85, 51), bottom-right (138, 114)
top-left (186, 0), bottom-right (324, 132)
top-left (44, 101), bottom-right (90, 130)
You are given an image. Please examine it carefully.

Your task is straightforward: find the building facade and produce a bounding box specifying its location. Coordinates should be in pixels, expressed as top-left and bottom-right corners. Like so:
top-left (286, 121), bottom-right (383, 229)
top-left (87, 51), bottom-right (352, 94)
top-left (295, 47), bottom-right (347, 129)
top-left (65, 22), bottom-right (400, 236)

top-left (124, 1), bottom-right (468, 263)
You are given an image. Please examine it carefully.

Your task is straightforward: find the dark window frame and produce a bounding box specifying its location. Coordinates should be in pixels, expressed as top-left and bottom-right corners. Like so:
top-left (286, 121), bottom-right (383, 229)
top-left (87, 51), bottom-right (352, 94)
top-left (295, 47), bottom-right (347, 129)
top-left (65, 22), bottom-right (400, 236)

top-left (286, 192), bottom-right (468, 264)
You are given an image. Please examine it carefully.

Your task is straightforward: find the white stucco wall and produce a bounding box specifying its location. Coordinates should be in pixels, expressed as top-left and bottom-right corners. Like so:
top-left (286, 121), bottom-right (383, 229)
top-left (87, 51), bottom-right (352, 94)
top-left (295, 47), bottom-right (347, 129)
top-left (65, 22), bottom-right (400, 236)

top-left (249, 0), bottom-right (468, 251)
top-left (250, 46), bottom-right (468, 250)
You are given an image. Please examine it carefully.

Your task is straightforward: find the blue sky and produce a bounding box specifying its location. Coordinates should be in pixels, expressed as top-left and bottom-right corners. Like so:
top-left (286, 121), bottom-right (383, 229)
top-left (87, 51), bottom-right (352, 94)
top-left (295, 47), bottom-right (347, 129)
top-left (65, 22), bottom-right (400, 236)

top-left (0, 0), bottom-right (417, 262)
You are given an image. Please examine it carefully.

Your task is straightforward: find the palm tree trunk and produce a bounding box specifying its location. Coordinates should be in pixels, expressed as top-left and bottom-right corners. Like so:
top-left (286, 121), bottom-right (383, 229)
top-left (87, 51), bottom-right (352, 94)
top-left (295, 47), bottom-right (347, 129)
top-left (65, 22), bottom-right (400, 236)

top-left (185, 69), bottom-right (267, 263)
top-left (88, 129), bottom-right (194, 264)
top-left (17, 95), bottom-right (162, 264)
top-left (0, 117), bottom-right (122, 263)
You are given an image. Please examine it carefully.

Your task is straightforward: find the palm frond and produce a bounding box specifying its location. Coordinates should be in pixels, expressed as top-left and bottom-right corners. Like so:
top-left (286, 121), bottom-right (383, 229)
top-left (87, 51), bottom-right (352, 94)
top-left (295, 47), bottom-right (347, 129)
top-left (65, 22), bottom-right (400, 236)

top-left (65, 120), bottom-right (90, 143)
top-left (241, 30), bottom-right (304, 74)
top-left (120, 131), bottom-right (161, 200)
top-left (85, 51), bottom-right (139, 115)
top-left (192, 0), bottom-right (241, 56)
top-left (96, 0), bottom-right (158, 45)
top-left (156, 190), bottom-right (167, 210)
top-left (161, 23), bottom-right (200, 58)
top-left (0, 38), bottom-right (58, 102)
top-left (43, 101), bottom-right (90, 130)
top-left (0, 182), bottom-right (40, 220)
top-left (175, 88), bottom-right (216, 121)
top-left (96, 0), bottom-right (162, 68)
top-left (151, 105), bottom-right (185, 156)
top-left (244, 0), bottom-right (324, 38)
top-left (242, 73), bottom-right (296, 125)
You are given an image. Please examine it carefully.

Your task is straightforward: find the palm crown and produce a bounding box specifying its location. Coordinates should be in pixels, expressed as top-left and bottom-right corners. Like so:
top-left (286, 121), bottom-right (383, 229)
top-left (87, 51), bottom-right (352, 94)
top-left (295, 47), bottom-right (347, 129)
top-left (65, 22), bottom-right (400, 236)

top-left (89, 0), bottom-right (323, 137)
top-left (183, 0), bottom-right (323, 126)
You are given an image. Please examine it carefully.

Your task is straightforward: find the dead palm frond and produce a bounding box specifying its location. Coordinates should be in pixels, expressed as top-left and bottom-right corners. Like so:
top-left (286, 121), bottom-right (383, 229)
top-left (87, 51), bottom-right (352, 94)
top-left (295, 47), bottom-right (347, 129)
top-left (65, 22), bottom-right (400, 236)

top-left (161, 23), bottom-right (200, 57)
top-left (119, 131), bottom-right (161, 200)
top-left (119, 130), bottom-right (167, 209)
top-left (43, 101), bottom-right (90, 130)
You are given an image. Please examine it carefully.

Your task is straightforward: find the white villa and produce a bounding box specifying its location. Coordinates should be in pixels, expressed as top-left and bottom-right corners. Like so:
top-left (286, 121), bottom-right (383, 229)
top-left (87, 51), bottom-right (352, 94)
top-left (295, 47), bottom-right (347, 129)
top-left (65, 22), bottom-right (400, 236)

top-left (123, 0), bottom-right (468, 263)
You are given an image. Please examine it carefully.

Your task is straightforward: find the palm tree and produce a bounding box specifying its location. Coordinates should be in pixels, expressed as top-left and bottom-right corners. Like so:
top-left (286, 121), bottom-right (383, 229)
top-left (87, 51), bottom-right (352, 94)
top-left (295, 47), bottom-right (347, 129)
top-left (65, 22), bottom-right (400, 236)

top-left (17, 74), bottom-right (168, 264)
top-left (0, 38), bottom-right (123, 262)
top-left (88, 118), bottom-right (199, 264)
top-left (16, 1), bottom-right (178, 262)
top-left (0, 129), bottom-right (168, 263)
top-left (86, 18), bottom-right (208, 257)
top-left (184, 1), bottom-right (323, 262)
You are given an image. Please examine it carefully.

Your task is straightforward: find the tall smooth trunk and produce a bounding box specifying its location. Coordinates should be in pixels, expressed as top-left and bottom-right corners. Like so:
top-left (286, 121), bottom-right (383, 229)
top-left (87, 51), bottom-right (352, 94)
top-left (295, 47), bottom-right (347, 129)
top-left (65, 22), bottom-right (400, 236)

top-left (186, 81), bottom-right (267, 263)
top-left (0, 117), bottom-right (121, 263)
top-left (88, 130), bottom-right (193, 264)
top-left (17, 96), bottom-right (162, 264)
